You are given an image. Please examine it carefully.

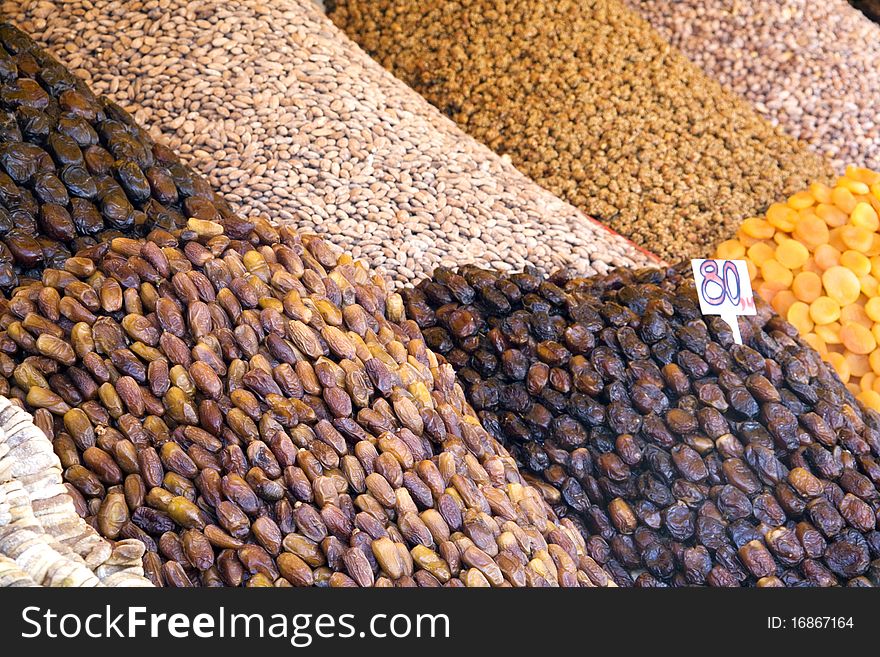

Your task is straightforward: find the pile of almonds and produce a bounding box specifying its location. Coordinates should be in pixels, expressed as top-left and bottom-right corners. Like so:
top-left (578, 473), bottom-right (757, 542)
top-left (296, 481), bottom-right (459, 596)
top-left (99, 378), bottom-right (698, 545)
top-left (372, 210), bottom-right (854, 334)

top-left (3, 0), bottom-right (653, 284)
top-left (625, 0), bottom-right (880, 172)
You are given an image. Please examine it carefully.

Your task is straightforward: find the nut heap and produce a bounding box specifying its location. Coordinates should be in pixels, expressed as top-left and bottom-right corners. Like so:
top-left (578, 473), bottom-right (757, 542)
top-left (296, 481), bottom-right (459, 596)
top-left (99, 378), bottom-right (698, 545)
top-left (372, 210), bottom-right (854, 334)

top-left (403, 264), bottom-right (880, 586)
top-left (0, 217), bottom-right (614, 588)
top-left (716, 166), bottom-right (880, 411)
top-left (327, 0), bottom-right (833, 261)
top-left (625, 0), bottom-right (880, 171)
top-left (0, 22), bottom-right (241, 289)
top-left (6, 0), bottom-right (653, 285)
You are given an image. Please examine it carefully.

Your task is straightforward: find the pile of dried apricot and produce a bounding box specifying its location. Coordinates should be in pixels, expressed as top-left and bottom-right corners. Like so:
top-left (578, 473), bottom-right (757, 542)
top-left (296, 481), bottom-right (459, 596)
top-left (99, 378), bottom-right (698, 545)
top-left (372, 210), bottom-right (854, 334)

top-left (717, 166), bottom-right (880, 409)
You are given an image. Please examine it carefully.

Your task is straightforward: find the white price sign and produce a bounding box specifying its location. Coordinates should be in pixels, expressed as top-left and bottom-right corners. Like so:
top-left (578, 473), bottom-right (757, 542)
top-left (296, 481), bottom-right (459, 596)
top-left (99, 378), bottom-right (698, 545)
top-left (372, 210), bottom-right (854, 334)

top-left (691, 259), bottom-right (756, 345)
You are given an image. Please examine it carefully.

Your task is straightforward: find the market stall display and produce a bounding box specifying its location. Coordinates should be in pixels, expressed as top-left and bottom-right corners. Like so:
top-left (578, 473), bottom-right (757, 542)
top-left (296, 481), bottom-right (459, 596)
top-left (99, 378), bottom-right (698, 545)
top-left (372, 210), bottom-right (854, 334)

top-left (624, 0), bottom-right (880, 171)
top-left (403, 263), bottom-right (880, 586)
top-left (3, 0), bottom-right (652, 284)
top-left (6, 225), bottom-right (615, 588)
top-left (0, 23), bottom-right (613, 588)
top-left (327, 0), bottom-right (833, 261)
top-left (0, 0), bottom-right (877, 591)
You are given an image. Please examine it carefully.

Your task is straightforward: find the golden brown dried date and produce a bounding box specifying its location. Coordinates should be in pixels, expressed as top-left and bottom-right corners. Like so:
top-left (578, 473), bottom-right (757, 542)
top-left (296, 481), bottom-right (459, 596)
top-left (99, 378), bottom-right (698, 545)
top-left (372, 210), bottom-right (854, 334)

top-left (0, 39), bottom-right (607, 585)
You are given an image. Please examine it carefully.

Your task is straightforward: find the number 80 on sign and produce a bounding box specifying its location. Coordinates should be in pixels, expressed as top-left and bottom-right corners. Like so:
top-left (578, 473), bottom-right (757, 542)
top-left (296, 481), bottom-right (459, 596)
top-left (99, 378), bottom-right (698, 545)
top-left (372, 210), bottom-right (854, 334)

top-left (691, 259), bottom-right (756, 345)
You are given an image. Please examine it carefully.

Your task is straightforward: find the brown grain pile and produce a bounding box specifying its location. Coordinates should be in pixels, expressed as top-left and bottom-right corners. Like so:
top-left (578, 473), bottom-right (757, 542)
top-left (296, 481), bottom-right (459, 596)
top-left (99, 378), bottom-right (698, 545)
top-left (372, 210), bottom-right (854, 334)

top-left (624, 0), bottom-right (880, 172)
top-left (0, 22), bottom-right (613, 587)
top-left (1, 0), bottom-right (652, 285)
top-left (404, 263), bottom-right (880, 586)
top-left (327, 0), bottom-right (834, 262)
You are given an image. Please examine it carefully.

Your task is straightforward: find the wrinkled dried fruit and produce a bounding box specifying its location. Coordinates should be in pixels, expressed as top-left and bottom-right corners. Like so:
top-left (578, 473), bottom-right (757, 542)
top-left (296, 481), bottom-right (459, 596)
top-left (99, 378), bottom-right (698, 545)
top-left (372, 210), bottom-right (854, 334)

top-left (406, 262), bottom-right (880, 587)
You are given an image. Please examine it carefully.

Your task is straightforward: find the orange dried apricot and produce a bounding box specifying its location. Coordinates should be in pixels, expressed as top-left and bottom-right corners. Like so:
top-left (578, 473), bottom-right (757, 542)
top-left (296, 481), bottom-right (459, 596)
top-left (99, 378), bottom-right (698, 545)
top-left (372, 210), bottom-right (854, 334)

top-left (741, 217), bottom-right (775, 240)
top-left (813, 244), bottom-right (841, 270)
top-left (792, 213), bottom-right (829, 249)
top-left (860, 275), bottom-right (879, 298)
top-left (840, 225), bottom-right (874, 253)
top-left (841, 304), bottom-right (873, 329)
top-left (788, 191), bottom-right (815, 209)
top-left (826, 352), bottom-right (851, 383)
top-left (857, 390), bottom-right (880, 411)
top-left (809, 296), bottom-right (840, 325)
top-left (839, 250), bottom-right (871, 277)
top-left (760, 258), bottom-right (793, 291)
top-left (870, 349), bottom-right (880, 375)
top-left (815, 203), bottom-right (848, 228)
top-left (865, 297), bottom-right (880, 322)
top-left (747, 241), bottom-right (776, 267)
top-left (831, 186), bottom-right (857, 214)
top-left (838, 177), bottom-right (870, 196)
top-left (809, 182), bottom-right (833, 204)
top-left (766, 203), bottom-right (798, 231)
top-left (846, 166), bottom-right (880, 186)
top-left (822, 266), bottom-right (861, 306)
top-left (775, 239), bottom-right (809, 269)
top-left (770, 290), bottom-right (796, 316)
top-left (815, 322), bottom-right (842, 345)
top-left (845, 351), bottom-right (871, 377)
top-left (850, 202), bottom-right (879, 231)
top-left (786, 302), bottom-right (813, 334)
top-left (792, 271), bottom-right (822, 303)
top-left (716, 239), bottom-right (745, 260)
top-left (803, 333), bottom-right (827, 356)
top-left (840, 322), bottom-right (877, 355)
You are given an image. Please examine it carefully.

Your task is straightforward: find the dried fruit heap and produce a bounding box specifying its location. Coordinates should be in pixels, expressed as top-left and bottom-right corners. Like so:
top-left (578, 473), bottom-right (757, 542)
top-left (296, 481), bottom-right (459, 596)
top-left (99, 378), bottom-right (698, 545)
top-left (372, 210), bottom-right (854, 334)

top-left (716, 166), bottom-right (880, 411)
top-left (403, 264), bottom-right (880, 586)
top-left (6, 224), bottom-right (612, 588)
top-left (0, 22), bottom-right (238, 289)
top-left (0, 24), bottom-right (612, 588)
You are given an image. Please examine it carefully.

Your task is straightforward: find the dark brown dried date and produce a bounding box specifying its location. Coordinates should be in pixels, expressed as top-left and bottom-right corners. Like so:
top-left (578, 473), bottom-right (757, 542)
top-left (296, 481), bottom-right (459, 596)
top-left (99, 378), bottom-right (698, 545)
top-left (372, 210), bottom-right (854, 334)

top-left (404, 263), bottom-right (880, 587)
